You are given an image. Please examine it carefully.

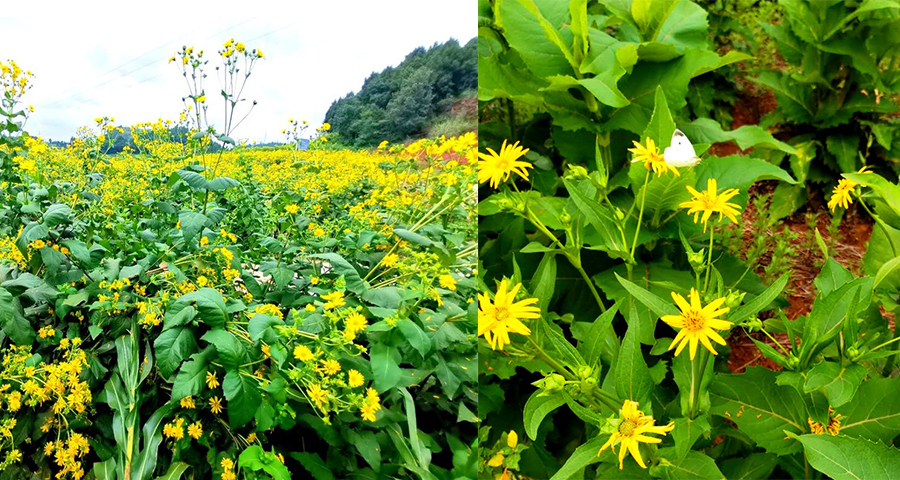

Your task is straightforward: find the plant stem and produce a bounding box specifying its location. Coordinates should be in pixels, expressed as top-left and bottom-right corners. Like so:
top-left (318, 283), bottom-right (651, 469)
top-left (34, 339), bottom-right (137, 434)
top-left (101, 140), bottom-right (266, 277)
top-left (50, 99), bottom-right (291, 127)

top-left (704, 227), bottom-right (714, 292)
top-left (630, 169), bottom-right (650, 261)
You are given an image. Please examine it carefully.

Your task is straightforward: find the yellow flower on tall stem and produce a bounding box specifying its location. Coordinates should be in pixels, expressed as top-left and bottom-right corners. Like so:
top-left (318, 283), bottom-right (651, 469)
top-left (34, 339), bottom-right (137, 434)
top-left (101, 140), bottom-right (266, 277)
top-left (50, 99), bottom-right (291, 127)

top-left (679, 178), bottom-right (741, 232)
top-left (828, 166), bottom-right (871, 212)
top-left (478, 140), bottom-right (533, 188)
top-left (661, 288), bottom-right (732, 360)
top-left (629, 137), bottom-right (678, 177)
top-left (598, 400), bottom-right (674, 469)
top-left (478, 279), bottom-right (540, 350)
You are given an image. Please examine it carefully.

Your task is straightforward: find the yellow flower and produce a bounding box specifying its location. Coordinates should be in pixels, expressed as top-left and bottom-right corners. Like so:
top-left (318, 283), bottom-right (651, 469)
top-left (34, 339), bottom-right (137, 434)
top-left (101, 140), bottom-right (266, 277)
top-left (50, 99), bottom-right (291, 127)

top-left (285, 203), bottom-right (299, 214)
top-left (348, 369), bottom-right (364, 388)
top-left (828, 166), bottom-right (871, 211)
top-left (381, 253), bottom-right (399, 267)
top-left (322, 122), bottom-right (331, 131)
top-left (598, 400), bottom-right (674, 469)
top-left (808, 407), bottom-right (842, 435)
top-left (661, 288), bottom-right (732, 360)
top-left (197, 95), bottom-right (206, 103)
top-left (206, 371), bottom-right (219, 389)
top-left (344, 312), bottom-right (368, 340)
top-left (180, 395), bottom-right (195, 409)
top-left (294, 344), bottom-right (314, 362)
top-left (439, 274), bottom-right (457, 291)
top-left (478, 139), bottom-right (533, 188)
top-left (187, 421), bottom-right (202, 439)
top-left (322, 291), bottom-right (346, 310)
top-left (507, 430), bottom-right (518, 448)
top-left (679, 178), bottom-right (741, 232)
top-left (488, 452), bottom-right (505, 467)
top-left (307, 383), bottom-right (329, 410)
top-left (321, 359), bottom-right (341, 375)
top-left (478, 279), bottom-right (540, 350)
top-left (221, 457), bottom-right (236, 480)
top-left (209, 396), bottom-right (223, 414)
top-left (629, 138), bottom-right (678, 177)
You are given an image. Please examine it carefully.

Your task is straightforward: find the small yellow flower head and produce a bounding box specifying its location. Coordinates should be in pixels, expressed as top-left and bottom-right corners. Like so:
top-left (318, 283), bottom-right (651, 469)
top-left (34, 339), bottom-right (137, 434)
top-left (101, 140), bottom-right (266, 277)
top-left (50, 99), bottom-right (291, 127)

top-left (439, 274), bottom-right (457, 291)
top-left (206, 371), bottom-right (219, 389)
top-left (180, 395), bottom-right (196, 409)
top-left (285, 203), bottom-right (300, 214)
top-left (348, 369), bottom-right (365, 388)
top-left (661, 288), bottom-right (733, 360)
top-left (487, 452), bottom-right (505, 467)
top-left (598, 400), bottom-right (674, 469)
top-left (321, 359), bottom-right (341, 376)
top-left (679, 178), bottom-right (741, 232)
top-left (828, 166), bottom-right (871, 212)
top-left (478, 139), bottom-right (533, 189)
top-left (294, 344), bottom-right (314, 362)
top-left (187, 421), bottom-right (203, 439)
top-left (381, 253), bottom-right (400, 267)
top-left (629, 137), bottom-right (678, 177)
top-left (507, 430), bottom-right (518, 449)
top-left (478, 279), bottom-right (540, 350)
top-left (209, 396), bottom-right (223, 414)
top-left (322, 122), bottom-right (331, 131)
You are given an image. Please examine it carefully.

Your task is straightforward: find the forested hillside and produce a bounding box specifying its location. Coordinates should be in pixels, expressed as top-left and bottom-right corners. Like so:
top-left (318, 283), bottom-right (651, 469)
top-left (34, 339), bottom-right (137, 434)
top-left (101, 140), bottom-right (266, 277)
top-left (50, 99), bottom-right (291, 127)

top-left (324, 38), bottom-right (476, 146)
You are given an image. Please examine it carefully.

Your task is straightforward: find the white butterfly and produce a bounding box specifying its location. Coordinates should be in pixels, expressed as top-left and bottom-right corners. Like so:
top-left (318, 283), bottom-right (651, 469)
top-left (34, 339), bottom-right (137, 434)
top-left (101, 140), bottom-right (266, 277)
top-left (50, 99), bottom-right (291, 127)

top-left (664, 129), bottom-right (701, 167)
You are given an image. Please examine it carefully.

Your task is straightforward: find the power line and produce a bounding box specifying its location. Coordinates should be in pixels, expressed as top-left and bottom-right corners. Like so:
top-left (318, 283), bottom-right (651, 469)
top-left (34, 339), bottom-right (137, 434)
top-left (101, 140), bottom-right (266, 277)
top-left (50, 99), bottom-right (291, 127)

top-left (39, 18), bottom-right (260, 109)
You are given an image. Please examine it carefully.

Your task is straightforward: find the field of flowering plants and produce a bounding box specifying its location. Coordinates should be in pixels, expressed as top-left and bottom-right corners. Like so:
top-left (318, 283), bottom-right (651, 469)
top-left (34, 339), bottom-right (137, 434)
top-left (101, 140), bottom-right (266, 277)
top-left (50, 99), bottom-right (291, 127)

top-left (477, 0), bottom-right (900, 479)
top-left (0, 39), bottom-right (478, 479)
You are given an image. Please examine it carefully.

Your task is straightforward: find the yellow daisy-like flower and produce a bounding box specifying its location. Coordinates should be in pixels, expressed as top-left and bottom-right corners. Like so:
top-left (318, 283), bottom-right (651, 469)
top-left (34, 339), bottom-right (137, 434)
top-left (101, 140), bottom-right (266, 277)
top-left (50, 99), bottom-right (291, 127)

top-left (477, 279), bottom-right (540, 350)
top-left (187, 421), bottom-right (203, 439)
top-left (209, 396), bottom-right (223, 414)
top-left (808, 407), bottom-right (842, 435)
top-left (679, 178), bottom-right (741, 232)
top-left (478, 139), bottom-right (533, 189)
top-left (629, 137), bottom-right (678, 177)
top-left (348, 369), bottom-right (364, 388)
top-left (206, 371), bottom-right (219, 389)
top-left (294, 344), bottom-right (314, 361)
top-left (661, 288), bottom-right (732, 360)
top-left (598, 400), bottom-right (674, 469)
top-left (828, 166), bottom-right (871, 212)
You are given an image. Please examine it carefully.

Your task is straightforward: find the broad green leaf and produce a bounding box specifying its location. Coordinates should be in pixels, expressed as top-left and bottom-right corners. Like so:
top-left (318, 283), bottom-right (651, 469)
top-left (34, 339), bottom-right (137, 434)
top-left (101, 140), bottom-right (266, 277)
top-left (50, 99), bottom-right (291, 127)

top-left (171, 348), bottom-right (213, 400)
top-left (815, 258), bottom-right (854, 296)
top-left (172, 288), bottom-right (228, 328)
top-left (575, 304), bottom-right (620, 367)
top-left (201, 329), bottom-right (246, 368)
top-left (750, 72), bottom-right (814, 124)
top-left (291, 452), bottom-right (337, 480)
top-left (693, 155), bottom-right (796, 193)
top-left (865, 220), bottom-right (900, 291)
top-left (0, 287), bottom-right (32, 345)
top-left (844, 172), bottom-right (900, 221)
top-left (548, 435), bottom-right (606, 480)
top-left (154, 326), bottom-right (198, 378)
top-left (154, 462), bottom-right (190, 480)
top-left (42, 203), bottom-right (72, 227)
top-left (564, 178), bottom-right (627, 255)
top-left (874, 256), bottom-right (900, 289)
top-left (805, 278), bottom-right (873, 347)
top-left (178, 211), bottom-right (207, 243)
top-left (248, 313), bottom-right (283, 344)
top-left (671, 416), bottom-right (710, 461)
top-left (223, 369), bottom-right (261, 428)
top-left (798, 434), bottom-right (900, 480)
top-left (398, 319), bottom-right (432, 357)
top-left (651, 0), bottom-right (708, 54)
top-left (239, 445), bottom-right (290, 480)
top-left (310, 253), bottom-right (367, 294)
top-left (615, 273), bottom-right (679, 318)
top-left (679, 118), bottom-right (797, 155)
top-left (641, 86), bottom-right (676, 148)
top-left (615, 323), bottom-right (652, 407)
top-left (530, 251), bottom-right (557, 314)
top-left (206, 176), bottom-right (240, 192)
top-left (651, 450), bottom-right (723, 480)
top-left (524, 390), bottom-right (566, 440)
top-left (495, 0), bottom-right (574, 78)
top-left (370, 343), bottom-right (402, 393)
top-left (728, 273), bottom-right (789, 323)
top-left (840, 377), bottom-right (900, 443)
top-left (720, 452), bottom-right (778, 480)
top-left (709, 367), bottom-right (806, 454)
top-left (827, 135), bottom-right (859, 173)
top-left (803, 361), bottom-right (867, 408)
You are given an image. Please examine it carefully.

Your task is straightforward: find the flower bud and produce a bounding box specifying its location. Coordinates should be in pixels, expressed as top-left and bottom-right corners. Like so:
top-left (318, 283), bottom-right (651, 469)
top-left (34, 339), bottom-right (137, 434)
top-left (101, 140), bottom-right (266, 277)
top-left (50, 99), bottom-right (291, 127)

top-left (559, 210), bottom-right (572, 226)
top-left (541, 373), bottom-right (566, 393)
top-left (565, 164), bottom-right (588, 180)
top-left (725, 290), bottom-right (745, 309)
top-left (614, 208), bottom-right (625, 222)
top-left (687, 251), bottom-right (706, 272)
top-left (847, 346), bottom-right (860, 361)
top-left (577, 366), bottom-right (593, 379)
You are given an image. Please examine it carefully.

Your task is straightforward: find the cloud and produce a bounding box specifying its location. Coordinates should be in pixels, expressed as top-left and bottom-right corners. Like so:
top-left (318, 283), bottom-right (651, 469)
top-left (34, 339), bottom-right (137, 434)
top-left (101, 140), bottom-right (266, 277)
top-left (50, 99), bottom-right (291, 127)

top-left (2, 2), bottom-right (476, 142)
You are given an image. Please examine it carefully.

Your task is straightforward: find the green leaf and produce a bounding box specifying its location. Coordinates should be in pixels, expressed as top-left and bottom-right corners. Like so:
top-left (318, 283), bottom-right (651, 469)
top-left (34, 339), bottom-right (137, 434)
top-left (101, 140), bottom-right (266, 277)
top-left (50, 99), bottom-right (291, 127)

top-left (844, 172), bottom-right (900, 221)
top-left (652, 451), bottom-right (723, 480)
top-left (615, 273), bottom-right (679, 318)
top-left (642, 86), bottom-right (676, 148)
top-left (42, 203), bottom-right (72, 227)
top-left (720, 453), bottom-right (778, 480)
top-left (154, 326), bottom-right (198, 378)
top-left (370, 343), bottom-right (402, 393)
top-left (874, 256), bottom-right (900, 289)
top-left (398, 319), bottom-right (432, 357)
top-left (223, 369), bottom-right (261, 428)
top-left (709, 367), bottom-right (806, 454)
top-left (575, 304), bottom-right (619, 367)
top-left (291, 452), bottom-right (337, 480)
top-left (803, 361), bottom-right (867, 408)
top-left (0, 287), bottom-right (32, 345)
top-left (615, 323), bottom-right (652, 407)
top-left (172, 288), bottom-right (228, 328)
top-left (728, 273), bottom-right (789, 323)
top-left (564, 178), bottom-right (627, 255)
top-left (239, 445), bottom-right (291, 480)
top-left (840, 377), bottom-right (900, 443)
top-left (310, 253), bottom-right (367, 294)
top-left (171, 348), bottom-right (213, 400)
top-left (523, 390), bottom-right (566, 440)
top-left (805, 278), bottom-right (873, 347)
top-left (798, 434), bottom-right (900, 480)
top-left (399, 387), bottom-right (430, 470)
top-left (495, 0), bottom-right (574, 78)
top-left (206, 176), bottom-right (240, 192)
top-left (178, 211), bottom-right (207, 243)
top-left (671, 416), bottom-right (710, 461)
top-left (530, 251), bottom-right (557, 314)
top-left (827, 135), bottom-right (859, 173)
top-left (201, 329), bottom-right (246, 368)
top-left (548, 435), bottom-right (606, 480)
top-left (651, 0), bottom-right (708, 54)
top-left (154, 462), bottom-right (190, 480)
top-left (693, 155), bottom-right (796, 192)
top-left (679, 118), bottom-right (797, 155)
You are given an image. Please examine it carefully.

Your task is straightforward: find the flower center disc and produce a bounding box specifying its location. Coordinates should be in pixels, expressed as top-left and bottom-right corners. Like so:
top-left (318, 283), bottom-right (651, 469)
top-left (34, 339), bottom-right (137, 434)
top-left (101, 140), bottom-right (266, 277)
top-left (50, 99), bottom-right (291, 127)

top-left (618, 419), bottom-right (637, 436)
top-left (495, 306), bottom-right (510, 322)
top-left (683, 310), bottom-right (705, 331)
top-left (496, 159), bottom-right (509, 171)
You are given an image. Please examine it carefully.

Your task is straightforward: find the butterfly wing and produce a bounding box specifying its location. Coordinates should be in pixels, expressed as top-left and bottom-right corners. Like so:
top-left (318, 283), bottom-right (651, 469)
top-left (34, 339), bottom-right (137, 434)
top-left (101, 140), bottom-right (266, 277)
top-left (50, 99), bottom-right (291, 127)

top-left (664, 129), bottom-right (701, 167)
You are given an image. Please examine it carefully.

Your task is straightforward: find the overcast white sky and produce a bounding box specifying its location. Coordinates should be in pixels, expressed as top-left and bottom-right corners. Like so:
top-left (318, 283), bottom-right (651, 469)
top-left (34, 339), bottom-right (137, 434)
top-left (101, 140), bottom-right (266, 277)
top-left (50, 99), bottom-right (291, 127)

top-left (0, 3), bottom-right (475, 142)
